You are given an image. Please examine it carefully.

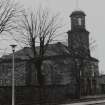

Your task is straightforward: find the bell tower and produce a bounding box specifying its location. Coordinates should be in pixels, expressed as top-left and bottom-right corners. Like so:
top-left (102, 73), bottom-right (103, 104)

top-left (71, 11), bottom-right (85, 30)
top-left (68, 11), bottom-right (90, 57)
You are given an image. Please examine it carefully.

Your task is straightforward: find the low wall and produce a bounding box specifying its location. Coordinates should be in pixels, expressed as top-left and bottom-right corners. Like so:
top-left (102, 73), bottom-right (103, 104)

top-left (0, 85), bottom-right (76, 105)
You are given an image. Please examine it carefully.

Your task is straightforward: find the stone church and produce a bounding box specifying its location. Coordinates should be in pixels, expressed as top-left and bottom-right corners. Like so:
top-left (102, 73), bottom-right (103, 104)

top-left (0, 10), bottom-right (99, 100)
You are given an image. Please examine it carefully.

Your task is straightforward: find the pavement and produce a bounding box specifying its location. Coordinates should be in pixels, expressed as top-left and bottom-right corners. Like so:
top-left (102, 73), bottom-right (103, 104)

top-left (61, 95), bottom-right (105, 105)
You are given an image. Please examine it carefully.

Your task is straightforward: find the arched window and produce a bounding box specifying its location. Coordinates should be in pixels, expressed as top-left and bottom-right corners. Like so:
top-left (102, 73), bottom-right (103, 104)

top-left (78, 18), bottom-right (82, 26)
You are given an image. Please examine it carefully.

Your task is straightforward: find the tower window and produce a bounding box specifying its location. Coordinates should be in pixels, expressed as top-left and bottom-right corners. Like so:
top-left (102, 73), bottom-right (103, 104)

top-left (78, 18), bottom-right (82, 26)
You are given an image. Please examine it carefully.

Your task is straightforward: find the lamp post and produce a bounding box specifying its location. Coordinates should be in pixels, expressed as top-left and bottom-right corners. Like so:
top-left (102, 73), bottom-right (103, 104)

top-left (10, 45), bottom-right (17, 105)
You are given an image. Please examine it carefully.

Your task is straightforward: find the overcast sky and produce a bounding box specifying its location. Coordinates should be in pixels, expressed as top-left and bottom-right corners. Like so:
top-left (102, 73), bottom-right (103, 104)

top-left (1, 0), bottom-right (105, 74)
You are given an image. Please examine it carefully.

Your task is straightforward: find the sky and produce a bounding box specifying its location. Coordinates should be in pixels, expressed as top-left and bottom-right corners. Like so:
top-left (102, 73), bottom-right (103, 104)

top-left (0, 0), bottom-right (105, 74)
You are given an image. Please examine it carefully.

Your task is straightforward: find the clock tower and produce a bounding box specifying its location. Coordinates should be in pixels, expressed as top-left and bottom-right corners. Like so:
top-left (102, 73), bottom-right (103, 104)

top-left (68, 11), bottom-right (90, 57)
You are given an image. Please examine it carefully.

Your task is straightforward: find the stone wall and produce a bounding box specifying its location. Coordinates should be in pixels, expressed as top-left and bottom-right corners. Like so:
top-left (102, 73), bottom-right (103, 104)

top-left (0, 61), bottom-right (26, 86)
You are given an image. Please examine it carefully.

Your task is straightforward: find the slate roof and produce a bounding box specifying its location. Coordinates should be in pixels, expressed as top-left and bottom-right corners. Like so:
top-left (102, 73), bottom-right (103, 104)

top-left (70, 10), bottom-right (86, 17)
top-left (0, 42), bottom-right (98, 62)
top-left (1, 42), bottom-right (70, 60)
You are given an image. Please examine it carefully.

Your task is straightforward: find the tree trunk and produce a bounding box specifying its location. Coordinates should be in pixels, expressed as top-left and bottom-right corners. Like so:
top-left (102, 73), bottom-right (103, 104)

top-left (35, 60), bottom-right (45, 105)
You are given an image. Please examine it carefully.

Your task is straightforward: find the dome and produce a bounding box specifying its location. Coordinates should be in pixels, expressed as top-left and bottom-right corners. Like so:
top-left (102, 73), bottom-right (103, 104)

top-left (70, 10), bottom-right (86, 17)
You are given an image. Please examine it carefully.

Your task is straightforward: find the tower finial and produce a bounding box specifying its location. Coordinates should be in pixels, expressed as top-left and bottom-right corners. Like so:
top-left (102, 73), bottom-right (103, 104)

top-left (76, 0), bottom-right (79, 10)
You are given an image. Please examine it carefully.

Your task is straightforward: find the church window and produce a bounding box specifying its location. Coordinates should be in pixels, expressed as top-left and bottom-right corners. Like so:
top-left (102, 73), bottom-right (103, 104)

top-left (80, 70), bottom-right (82, 76)
top-left (92, 71), bottom-right (94, 77)
top-left (6, 80), bottom-right (10, 84)
top-left (35, 71), bottom-right (37, 81)
top-left (0, 65), bottom-right (2, 73)
top-left (64, 60), bottom-right (68, 64)
top-left (0, 80), bottom-right (3, 85)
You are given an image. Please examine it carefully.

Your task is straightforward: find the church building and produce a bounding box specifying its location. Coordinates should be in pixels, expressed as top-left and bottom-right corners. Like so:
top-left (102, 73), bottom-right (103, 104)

top-left (0, 10), bottom-right (99, 101)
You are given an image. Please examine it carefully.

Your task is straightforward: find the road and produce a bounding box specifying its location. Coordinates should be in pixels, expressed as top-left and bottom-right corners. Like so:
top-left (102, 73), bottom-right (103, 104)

top-left (92, 103), bottom-right (105, 105)
top-left (63, 99), bottom-right (105, 105)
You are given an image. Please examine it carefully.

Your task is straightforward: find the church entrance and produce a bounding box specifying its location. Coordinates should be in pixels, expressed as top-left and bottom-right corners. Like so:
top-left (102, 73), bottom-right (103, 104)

top-left (80, 78), bottom-right (97, 96)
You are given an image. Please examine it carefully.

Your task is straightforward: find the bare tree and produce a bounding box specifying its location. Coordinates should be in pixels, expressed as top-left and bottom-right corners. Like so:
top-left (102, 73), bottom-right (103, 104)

top-left (14, 7), bottom-right (63, 104)
top-left (0, 0), bottom-right (23, 35)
